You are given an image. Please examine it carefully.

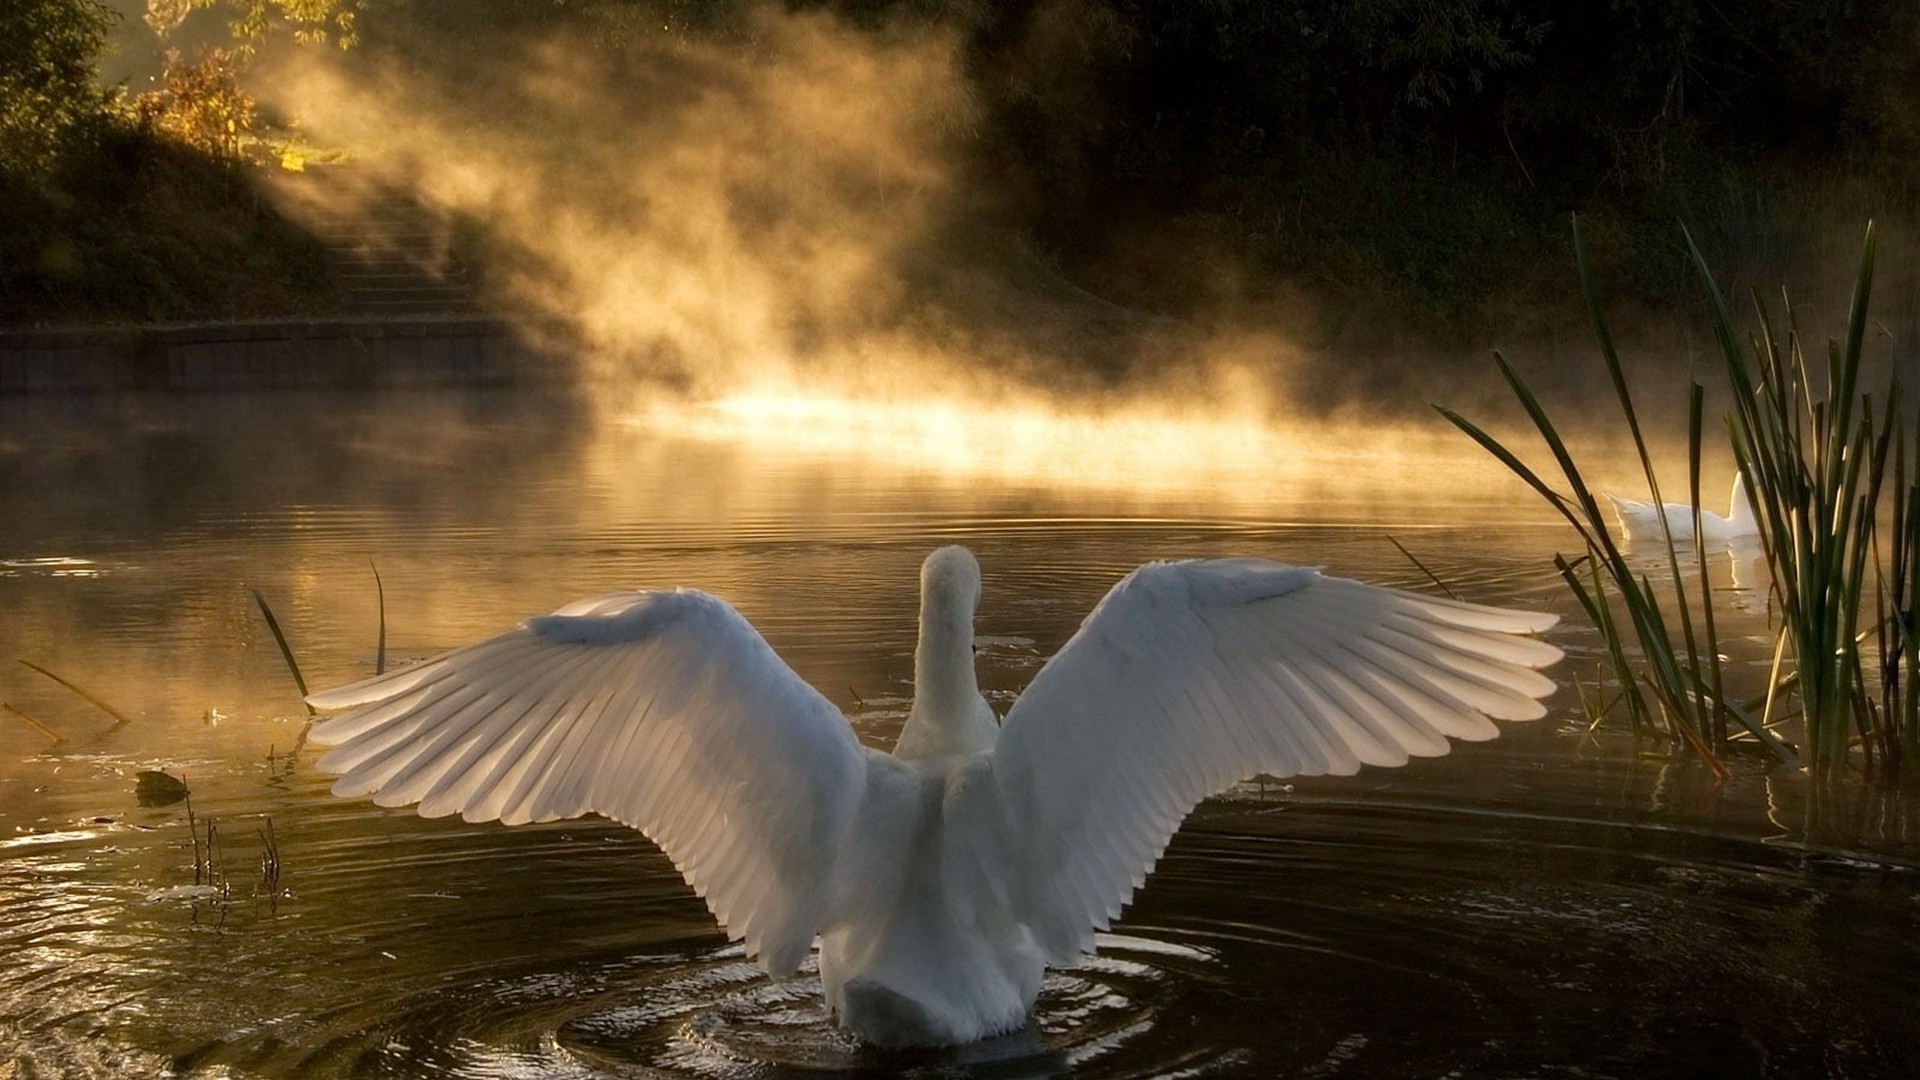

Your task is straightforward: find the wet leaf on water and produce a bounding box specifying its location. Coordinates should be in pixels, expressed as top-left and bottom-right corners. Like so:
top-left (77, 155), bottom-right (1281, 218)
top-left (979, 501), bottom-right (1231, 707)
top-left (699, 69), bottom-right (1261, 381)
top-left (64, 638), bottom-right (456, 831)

top-left (135, 770), bottom-right (190, 806)
top-left (145, 884), bottom-right (223, 903)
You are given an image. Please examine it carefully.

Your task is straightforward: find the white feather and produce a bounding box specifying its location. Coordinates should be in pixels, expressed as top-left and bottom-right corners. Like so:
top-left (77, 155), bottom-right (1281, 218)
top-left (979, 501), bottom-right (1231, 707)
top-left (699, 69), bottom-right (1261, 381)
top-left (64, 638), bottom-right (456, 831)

top-left (311, 588), bottom-right (870, 977)
top-left (988, 560), bottom-right (1562, 962)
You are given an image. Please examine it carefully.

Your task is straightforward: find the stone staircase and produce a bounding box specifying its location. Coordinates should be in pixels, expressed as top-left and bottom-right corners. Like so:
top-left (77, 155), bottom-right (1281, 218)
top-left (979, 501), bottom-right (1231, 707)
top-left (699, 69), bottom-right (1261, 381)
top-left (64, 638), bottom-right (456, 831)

top-left (272, 169), bottom-right (481, 316)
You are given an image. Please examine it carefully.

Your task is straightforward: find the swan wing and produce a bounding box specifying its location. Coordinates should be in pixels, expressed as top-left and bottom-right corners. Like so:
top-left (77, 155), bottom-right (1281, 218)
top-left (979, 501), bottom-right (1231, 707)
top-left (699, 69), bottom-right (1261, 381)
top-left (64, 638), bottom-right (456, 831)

top-left (990, 559), bottom-right (1561, 962)
top-left (307, 588), bottom-right (869, 975)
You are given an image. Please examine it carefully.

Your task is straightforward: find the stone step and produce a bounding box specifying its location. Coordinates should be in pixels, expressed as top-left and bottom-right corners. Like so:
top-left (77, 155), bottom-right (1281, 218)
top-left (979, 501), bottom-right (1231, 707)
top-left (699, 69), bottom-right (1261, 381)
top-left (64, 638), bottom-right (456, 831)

top-left (347, 297), bottom-right (483, 315)
top-left (347, 285), bottom-right (476, 304)
top-left (314, 227), bottom-right (441, 245)
top-left (337, 269), bottom-right (468, 287)
top-left (270, 168), bottom-right (481, 315)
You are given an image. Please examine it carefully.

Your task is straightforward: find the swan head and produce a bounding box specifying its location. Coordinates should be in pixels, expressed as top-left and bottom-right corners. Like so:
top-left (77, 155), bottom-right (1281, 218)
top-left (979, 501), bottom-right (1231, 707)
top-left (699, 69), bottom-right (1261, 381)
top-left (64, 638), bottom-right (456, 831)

top-left (920, 545), bottom-right (982, 623)
top-left (895, 546), bottom-right (997, 761)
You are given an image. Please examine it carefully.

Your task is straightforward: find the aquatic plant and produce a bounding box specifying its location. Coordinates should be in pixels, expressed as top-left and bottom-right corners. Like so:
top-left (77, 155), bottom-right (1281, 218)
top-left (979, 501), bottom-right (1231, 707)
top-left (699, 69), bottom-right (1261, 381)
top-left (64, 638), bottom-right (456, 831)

top-left (1703, 222), bottom-right (1914, 772)
top-left (370, 559), bottom-right (387, 675)
top-left (1439, 233), bottom-right (1763, 772)
top-left (1444, 218), bottom-right (1920, 775)
top-left (256, 816), bottom-right (283, 912)
top-left (3, 700), bottom-right (63, 745)
top-left (252, 587), bottom-right (315, 716)
top-left (17, 658), bottom-right (134, 729)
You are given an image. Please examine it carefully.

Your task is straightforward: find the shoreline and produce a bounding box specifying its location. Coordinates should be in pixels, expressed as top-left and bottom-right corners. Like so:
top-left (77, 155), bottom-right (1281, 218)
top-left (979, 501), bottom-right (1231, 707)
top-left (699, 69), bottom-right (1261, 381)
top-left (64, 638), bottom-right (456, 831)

top-left (0, 314), bottom-right (573, 394)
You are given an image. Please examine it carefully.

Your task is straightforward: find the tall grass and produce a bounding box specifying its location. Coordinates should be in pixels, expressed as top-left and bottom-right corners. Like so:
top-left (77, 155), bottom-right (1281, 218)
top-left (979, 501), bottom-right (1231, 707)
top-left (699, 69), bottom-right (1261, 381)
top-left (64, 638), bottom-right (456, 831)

top-left (1703, 223), bottom-right (1912, 769)
top-left (1444, 218), bottom-right (1919, 775)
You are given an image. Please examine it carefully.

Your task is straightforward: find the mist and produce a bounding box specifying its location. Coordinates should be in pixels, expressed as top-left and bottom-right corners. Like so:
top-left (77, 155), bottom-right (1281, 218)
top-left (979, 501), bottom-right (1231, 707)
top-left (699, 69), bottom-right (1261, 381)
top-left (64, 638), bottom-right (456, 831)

top-left (251, 6), bottom-right (1382, 439)
top-left (243, 0), bottom-right (1919, 501)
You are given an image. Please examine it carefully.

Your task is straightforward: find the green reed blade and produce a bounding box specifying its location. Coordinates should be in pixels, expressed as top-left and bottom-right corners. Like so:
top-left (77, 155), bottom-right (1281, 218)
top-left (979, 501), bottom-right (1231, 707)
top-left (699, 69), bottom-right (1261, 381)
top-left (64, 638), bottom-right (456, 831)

top-left (1436, 406), bottom-right (1586, 537)
top-left (371, 559), bottom-right (387, 676)
top-left (1556, 553), bottom-right (1652, 732)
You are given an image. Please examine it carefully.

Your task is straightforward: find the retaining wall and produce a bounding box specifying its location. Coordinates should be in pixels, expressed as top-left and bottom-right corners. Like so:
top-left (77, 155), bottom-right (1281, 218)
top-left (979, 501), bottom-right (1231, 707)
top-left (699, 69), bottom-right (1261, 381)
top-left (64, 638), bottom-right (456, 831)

top-left (0, 316), bottom-right (571, 393)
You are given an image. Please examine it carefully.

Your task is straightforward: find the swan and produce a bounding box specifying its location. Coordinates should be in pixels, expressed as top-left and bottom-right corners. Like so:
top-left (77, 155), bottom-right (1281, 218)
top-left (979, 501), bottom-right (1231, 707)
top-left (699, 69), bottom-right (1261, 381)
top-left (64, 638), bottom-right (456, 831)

top-left (1604, 474), bottom-right (1758, 543)
top-left (308, 546), bottom-right (1562, 1047)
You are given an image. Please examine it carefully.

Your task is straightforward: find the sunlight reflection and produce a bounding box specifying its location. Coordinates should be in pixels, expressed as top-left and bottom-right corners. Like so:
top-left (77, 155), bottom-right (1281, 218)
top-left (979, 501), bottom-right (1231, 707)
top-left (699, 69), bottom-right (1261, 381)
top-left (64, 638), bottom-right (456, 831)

top-left (0, 557), bottom-right (103, 578)
top-left (628, 389), bottom-right (1515, 509)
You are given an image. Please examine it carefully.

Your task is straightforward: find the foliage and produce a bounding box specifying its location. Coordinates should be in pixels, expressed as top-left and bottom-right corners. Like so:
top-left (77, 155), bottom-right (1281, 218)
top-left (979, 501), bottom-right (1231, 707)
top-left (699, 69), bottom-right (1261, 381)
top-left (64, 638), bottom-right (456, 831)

top-left (0, 122), bottom-right (336, 323)
top-left (0, 0), bottom-right (348, 323)
top-left (191, 0), bottom-right (362, 52)
top-left (0, 0), bottom-right (118, 176)
top-left (139, 47), bottom-right (259, 160)
top-left (932, 0), bottom-right (1920, 323)
top-left (1445, 221), bottom-right (1920, 776)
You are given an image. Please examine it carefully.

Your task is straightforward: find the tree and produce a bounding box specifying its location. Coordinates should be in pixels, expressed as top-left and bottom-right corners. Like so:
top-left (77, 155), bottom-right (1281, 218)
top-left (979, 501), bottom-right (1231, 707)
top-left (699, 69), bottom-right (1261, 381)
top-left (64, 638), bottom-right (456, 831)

top-left (194, 0), bottom-right (362, 53)
top-left (0, 0), bottom-right (118, 176)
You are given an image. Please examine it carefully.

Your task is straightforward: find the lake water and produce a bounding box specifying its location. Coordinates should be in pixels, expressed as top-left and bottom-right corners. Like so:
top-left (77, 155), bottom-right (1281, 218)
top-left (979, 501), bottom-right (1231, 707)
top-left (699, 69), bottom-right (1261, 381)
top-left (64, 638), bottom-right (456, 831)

top-left (1, 388), bottom-right (1916, 1078)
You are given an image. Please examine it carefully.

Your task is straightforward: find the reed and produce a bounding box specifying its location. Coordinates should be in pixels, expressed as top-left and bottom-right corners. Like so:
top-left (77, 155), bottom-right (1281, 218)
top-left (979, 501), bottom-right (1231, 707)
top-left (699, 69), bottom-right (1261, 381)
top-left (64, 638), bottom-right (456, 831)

top-left (257, 817), bottom-right (282, 912)
top-left (1701, 222), bottom-right (1914, 771)
top-left (1385, 535), bottom-right (1460, 600)
top-left (371, 559), bottom-right (388, 676)
top-left (17, 659), bottom-right (135, 730)
top-left (3, 701), bottom-right (63, 745)
top-left (1445, 218), bottom-right (1920, 775)
top-left (252, 588), bottom-right (315, 716)
top-left (1440, 221), bottom-right (1775, 770)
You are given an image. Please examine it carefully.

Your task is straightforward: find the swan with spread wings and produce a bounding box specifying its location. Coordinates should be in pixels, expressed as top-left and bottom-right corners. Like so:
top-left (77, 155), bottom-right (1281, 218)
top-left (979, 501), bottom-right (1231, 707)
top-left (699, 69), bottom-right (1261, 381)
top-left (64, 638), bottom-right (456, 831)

top-left (309, 546), bottom-right (1561, 1047)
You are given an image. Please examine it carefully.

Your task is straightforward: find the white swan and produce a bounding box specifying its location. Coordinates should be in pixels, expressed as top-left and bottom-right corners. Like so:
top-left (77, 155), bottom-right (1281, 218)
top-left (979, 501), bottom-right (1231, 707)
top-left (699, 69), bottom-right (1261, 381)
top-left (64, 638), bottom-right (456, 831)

top-left (1605, 474), bottom-right (1758, 543)
top-left (308, 546), bottom-right (1561, 1047)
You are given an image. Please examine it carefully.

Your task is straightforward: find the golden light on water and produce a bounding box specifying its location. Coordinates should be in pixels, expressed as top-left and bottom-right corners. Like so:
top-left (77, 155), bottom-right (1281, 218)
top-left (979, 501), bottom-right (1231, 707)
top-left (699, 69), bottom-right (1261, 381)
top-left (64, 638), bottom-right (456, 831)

top-left (626, 386), bottom-right (1529, 512)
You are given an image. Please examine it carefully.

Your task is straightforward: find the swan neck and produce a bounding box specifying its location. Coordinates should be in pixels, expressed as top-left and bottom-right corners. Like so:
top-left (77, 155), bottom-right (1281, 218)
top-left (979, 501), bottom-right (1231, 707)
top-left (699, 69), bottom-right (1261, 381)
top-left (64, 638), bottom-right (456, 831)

top-left (897, 547), bottom-right (995, 760)
top-left (916, 602), bottom-right (976, 702)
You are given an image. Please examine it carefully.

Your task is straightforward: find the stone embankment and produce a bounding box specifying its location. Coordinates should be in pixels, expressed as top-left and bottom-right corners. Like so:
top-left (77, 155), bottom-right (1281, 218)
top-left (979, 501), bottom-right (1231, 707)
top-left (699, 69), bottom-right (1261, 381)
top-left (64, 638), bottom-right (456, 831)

top-left (1, 166), bottom-right (577, 394)
top-left (0, 315), bottom-right (568, 394)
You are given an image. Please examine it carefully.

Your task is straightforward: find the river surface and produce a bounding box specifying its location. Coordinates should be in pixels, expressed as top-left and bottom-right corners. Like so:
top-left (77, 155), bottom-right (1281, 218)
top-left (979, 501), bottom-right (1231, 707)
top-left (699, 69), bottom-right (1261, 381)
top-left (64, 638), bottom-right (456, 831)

top-left (1, 389), bottom-right (1916, 1078)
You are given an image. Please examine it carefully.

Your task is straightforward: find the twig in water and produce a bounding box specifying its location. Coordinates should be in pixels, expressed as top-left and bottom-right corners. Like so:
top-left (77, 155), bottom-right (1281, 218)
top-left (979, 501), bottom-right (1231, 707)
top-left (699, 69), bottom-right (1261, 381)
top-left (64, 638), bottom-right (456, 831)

top-left (186, 791), bottom-right (203, 885)
top-left (16, 660), bottom-right (134, 729)
top-left (3, 701), bottom-right (64, 745)
top-left (252, 588), bottom-right (315, 716)
top-left (1384, 535), bottom-right (1460, 600)
top-left (257, 817), bottom-right (282, 911)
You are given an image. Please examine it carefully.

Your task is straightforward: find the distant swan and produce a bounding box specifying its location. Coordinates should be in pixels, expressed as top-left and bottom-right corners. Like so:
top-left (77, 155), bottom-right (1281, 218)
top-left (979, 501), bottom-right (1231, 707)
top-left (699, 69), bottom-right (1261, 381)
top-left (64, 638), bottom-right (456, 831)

top-left (309, 546), bottom-right (1562, 1047)
top-left (1605, 474), bottom-right (1758, 543)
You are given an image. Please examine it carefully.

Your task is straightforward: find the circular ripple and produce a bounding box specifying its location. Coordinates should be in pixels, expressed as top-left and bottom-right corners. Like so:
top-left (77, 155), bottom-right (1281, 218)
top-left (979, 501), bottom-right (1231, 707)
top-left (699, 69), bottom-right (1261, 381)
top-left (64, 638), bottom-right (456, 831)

top-left (224, 933), bottom-right (1238, 1079)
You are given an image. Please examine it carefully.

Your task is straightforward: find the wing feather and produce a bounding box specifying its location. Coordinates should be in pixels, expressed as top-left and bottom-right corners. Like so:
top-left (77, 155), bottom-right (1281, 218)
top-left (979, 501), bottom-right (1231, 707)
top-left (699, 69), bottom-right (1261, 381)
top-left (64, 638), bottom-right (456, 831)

top-left (993, 559), bottom-right (1560, 962)
top-left (309, 588), bottom-right (870, 975)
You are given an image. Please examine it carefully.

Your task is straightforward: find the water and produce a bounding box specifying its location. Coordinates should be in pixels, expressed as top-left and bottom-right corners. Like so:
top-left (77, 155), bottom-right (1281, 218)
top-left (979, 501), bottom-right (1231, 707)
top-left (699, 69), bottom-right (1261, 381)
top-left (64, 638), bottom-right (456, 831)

top-left (1, 389), bottom-right (1916, 1078)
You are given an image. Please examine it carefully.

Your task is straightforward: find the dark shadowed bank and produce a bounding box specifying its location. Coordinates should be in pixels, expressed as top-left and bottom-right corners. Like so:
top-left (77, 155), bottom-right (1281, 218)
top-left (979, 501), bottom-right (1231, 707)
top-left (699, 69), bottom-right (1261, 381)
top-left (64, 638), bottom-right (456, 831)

top-left (6, 0), bottom-right (1920, 397)
top-left (0, 314), bottom-right (572, 393)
